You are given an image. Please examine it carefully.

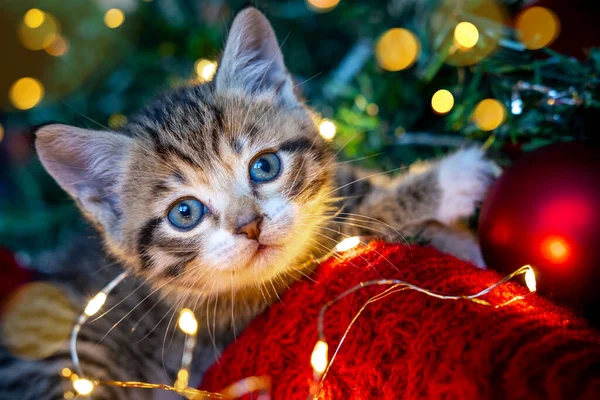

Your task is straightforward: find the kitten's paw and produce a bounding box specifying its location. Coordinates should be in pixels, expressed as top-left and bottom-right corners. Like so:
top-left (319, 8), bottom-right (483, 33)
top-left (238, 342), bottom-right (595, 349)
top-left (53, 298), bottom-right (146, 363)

top-left (436, 147), bottom-right (500, 225)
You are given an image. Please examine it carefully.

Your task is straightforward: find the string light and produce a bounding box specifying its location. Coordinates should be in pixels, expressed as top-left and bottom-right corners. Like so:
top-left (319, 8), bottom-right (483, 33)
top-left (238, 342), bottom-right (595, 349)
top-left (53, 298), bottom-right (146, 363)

top-left (9, 77), bottom-right (44, 110)
top-left (515, 7), bottom-right (560, 50)
top-left (65, 238), bottom-right (538, 400)
top-left (84, 293), bottom-right (107, 316)
top-left (104, 8), bottom-right (125, 29)
top-left (334, 236), bottom-right (360, 252)
top-left (375, 28), bottom-right (420, 71)
top-left (454, 22), bottom-right (479, 49)
top-left (178, 308), bottom-right (198, 336)
top-left (310, 264), bottom-right (537, 398)
top-left (24, 9), bottom-right (45, 29)
top-left (72, 378), bottom-right (94, 395)
top-left (306, 0), bottom-right (341, 12)
top-left (472, 99), bottom-right (506, 131)
top-left (194, 59), bottom-right (218, 83)
top-left (431, 89), bottom-right (454, 114)
top-left (318, 119), bottom-right (336, 140)
top-left (310, 341), bottom-right (329, 375)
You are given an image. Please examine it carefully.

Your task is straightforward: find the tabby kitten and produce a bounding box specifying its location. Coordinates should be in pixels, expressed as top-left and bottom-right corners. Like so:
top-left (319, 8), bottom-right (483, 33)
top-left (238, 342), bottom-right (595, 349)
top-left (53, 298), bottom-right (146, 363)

top-left (0, 8), bottom-right (495, 400)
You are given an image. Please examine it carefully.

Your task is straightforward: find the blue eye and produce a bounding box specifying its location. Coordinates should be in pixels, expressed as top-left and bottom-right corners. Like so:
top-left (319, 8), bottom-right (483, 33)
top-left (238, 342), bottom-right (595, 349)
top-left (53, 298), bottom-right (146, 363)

top-left (249, 153), bottom-right (281, 183)
top-left (167, 198), bottom-right (206, 230)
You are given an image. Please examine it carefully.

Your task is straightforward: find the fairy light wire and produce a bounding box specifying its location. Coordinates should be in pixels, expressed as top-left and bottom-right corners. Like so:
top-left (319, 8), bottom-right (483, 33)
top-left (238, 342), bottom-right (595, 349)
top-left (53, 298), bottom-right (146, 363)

top-left (311, 264), bottom-right (537, 399)
top-left (70, 271), bottom-right (129, 377)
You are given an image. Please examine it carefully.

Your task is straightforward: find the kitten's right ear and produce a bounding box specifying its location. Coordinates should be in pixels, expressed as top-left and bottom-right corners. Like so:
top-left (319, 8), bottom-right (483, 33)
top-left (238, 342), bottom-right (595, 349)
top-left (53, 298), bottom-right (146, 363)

top-left (35, 124), bottom-right (133, 239)
top-left (216, 7), bottom-right (298, 107)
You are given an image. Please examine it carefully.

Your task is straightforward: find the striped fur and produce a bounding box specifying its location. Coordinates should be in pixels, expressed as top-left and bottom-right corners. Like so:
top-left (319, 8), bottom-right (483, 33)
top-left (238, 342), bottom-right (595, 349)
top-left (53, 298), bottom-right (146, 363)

top-left (1, 8), bottom-right (497, 400)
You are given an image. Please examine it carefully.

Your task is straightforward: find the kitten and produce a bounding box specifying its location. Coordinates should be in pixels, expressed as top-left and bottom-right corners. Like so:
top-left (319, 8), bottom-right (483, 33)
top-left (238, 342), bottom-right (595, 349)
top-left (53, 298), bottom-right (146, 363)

top-left (0, 8), bottom-right (495, 400)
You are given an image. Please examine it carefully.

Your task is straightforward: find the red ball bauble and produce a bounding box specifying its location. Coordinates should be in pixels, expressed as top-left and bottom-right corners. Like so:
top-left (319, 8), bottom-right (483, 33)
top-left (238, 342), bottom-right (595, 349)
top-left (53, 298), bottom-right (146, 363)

top-left (479, 142), bottom-right (600, 307)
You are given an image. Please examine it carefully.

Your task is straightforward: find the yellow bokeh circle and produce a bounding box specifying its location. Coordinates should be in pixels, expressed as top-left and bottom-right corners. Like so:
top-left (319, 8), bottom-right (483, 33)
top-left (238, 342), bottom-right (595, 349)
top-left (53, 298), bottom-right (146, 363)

top-left (104, 8), bottom-right (125, 29)
top-left (24, 9), bottom-right (46, 29)
top-left (472, 99), bottom-right (506, 131)
top-left (454, 22), bottom-right (479, 49)
top-left (9, 78), bottom-right (45, 110)
top-left (376, 28), bottom-right (421, 72)
top-left (431, 89), bottom-right (454, 114)
top-left (515, 6), bottom-right (560, 50)
top-left (18, 12), bottom-right (59, 51)
top-left (307, 0), bottom-right (341, 12)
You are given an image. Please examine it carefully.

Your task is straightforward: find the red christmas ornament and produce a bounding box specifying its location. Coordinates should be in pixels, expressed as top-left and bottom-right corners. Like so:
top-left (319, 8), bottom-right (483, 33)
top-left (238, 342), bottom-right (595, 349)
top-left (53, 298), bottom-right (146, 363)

top-left (479, 142), bottom-right (600, 307)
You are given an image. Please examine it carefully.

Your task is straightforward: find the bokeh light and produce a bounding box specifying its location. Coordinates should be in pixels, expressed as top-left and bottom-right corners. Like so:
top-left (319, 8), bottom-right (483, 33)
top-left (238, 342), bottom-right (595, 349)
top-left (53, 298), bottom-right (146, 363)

top-left (18, 12), bottom-right (59, 51)
top-left (541, 235), bottom-right (570, 264)
top-left (0, 123), bottom-right (4, 144)
top-left (44, 35), bottom-right (69, 56)
top-left (366, 103), bottom-right (379, 116)
top-left (307, 0), bottom-right (341, 12)
top-left (24, 9), bottom-right (46, 29)
top-left (472, 99), bottom-right (506, 131)
top-left (454, 22), bottom-right (479, 49)
top-left (104, 8), bottom-right (125, 29)
top-left (318, 119), bottom-right (336, 140)
top-left (0, 282), bottom-right (75, 360)
top-left (376, 28), bottom-right (421, 72)
top-left (178, 308), bottom-right (198, 336)
top-left (194, 59), bottom-right (217, 83)
top-left (73, 378), bottom-right (95, 395)
top-left (431, 89), bottom-right (454, 114)
top-left (9, 78), bottom-right (45, 110)
top-left (108, 113), bottom-right (128, 129)
top-left (311, 340), bottom-right (329, 374)
top-left (515, 6), bottom-right (560, 50)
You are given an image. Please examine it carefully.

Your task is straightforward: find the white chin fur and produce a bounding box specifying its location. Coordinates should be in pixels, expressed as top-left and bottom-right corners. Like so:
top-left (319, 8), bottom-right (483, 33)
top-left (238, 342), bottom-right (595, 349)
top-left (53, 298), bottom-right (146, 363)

top-left (436, 147), bottom-right (499, 225)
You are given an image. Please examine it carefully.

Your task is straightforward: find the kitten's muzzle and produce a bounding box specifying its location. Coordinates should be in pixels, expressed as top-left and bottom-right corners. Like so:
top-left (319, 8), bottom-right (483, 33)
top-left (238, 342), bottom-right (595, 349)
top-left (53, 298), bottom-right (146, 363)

top-left (235, 215), bottom-right (263, 241)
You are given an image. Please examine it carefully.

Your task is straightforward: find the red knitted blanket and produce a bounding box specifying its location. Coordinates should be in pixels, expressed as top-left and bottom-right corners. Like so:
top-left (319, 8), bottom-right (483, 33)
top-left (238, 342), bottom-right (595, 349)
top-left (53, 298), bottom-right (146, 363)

top-left (200, 242), bottom-right (600, 399)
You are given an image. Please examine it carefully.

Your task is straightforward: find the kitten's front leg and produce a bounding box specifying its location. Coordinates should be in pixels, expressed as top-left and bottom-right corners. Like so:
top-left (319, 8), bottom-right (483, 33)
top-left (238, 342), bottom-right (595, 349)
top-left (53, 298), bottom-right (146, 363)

top-left (336, 148), bottom-right (497, 266)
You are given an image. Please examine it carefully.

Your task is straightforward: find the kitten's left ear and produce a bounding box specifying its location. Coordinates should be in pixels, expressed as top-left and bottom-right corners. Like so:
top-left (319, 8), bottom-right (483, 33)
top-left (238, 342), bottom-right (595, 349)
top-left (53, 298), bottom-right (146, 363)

top-left (216, 7), bottom-right (298, 106)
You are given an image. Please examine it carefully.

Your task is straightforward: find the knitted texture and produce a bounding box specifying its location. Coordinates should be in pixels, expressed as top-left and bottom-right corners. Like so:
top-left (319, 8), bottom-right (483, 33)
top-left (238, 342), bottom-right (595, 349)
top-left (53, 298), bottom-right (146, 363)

top-left (200, 242), bottom-right (600, 399)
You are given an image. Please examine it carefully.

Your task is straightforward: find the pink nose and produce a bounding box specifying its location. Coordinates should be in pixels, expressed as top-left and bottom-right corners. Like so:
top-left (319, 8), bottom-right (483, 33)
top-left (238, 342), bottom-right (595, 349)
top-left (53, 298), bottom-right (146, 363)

top-left (235, 216), bottom-right (263, 241)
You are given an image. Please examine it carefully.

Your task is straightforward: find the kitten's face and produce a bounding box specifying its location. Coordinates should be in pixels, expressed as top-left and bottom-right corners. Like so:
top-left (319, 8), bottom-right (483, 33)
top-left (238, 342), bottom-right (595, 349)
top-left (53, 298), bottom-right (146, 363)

top-left (35, 8), bottom-right (334, 295)
top-left (120, 91), bottom-right (333, 293)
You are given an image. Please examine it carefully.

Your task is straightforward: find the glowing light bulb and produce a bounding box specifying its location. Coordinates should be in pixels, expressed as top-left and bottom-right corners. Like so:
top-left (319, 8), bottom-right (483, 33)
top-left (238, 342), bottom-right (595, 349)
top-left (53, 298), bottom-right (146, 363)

top-left (311, 340), bottom-right (329, 374)
top-left (318, 119), bottom-right (336, 140)
top-left (194, 59), bottom-right (217, 83)
top-left (376, 28), bottom-right (421, 71)
top-left (524, 267), bottom-right (536, 292)
top-left (174, 369), bottom-right (189, 390)
top-left (9, 77), bottom-right (44, 110)
top-left (472, 99), bottom-right (506, 131)
top-left (454, 22), bottom-right (479, 49)
top-left (84, 293), bottom-right (107, 316)
top-left (431, 89), bottom-right (454, 114)
top-left (104, 9), bottom-right (125, 29)
top-left (178, 308), bottom-right (198, 336)
top-left (24, 9), bottom-right (46, 29)
top-left (307, 0), bottom-right (341, 12)
top-left (73, 378), bottom-right (94, 395)
top-left (335, 237), bottom-right (361, 252)
top-left (516, 7), bottom-right (560, 50)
